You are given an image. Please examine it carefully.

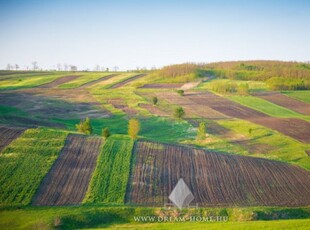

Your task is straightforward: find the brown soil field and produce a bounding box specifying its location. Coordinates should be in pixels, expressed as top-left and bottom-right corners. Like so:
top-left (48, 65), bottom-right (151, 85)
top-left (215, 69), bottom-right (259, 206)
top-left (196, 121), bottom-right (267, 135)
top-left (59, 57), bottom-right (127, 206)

top-left (38, 75), bottom-right (80, 88)
top-left (108, 99), bottom-right (138, 116)
top-left (253, 91), bottom-right (310, 116)
top-left (0, 126), bottom-right (25, 152)
top-left (140, 83), bottom-right (183, 89)
top-left (156, 91), bottom-right (228, 119)
top-left (32, 134), bottom-right (102, 206)
top-left (110, 74), bottom-right (146, 88)
top-left (0, 90), bottom-right (111, 121)
top-left (184, 91), bottom-right (310, 143)
top-left (127, 141), bottom-right (310, 207)
top-left (139, 103), bottom-right (169, 116)
top-left (79, 74), bottom-right (118, 88)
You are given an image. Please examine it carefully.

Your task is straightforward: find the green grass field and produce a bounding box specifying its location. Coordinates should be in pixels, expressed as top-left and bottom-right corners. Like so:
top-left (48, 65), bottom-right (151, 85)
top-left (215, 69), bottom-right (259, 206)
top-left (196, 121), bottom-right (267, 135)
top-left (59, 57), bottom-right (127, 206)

top-left (217, 118), bottom-right (310, 170)
top-left (197, 79), bottom-right (268, 92)
top-left (0, 73), bottom-right (69, 90)
top-left (85, 135), bottom-right (134, 204)
top-left (282, 90), bottom-right (310, 103)
top-left (0, 206), bottom-right (309, 230)
top-left (0, 128), bottom-right (67, 205)
top-left (227, 95), bottom-right (310, 121)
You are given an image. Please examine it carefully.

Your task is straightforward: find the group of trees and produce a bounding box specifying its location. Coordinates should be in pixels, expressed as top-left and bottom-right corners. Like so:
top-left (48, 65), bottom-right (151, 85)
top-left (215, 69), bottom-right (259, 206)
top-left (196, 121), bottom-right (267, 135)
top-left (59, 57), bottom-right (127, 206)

top-left (211, 82), bottom-right (249, 95)
top-left (76, 117), bottom-right (140, 140)
top-left (205, 61), bottom-right (310, 90)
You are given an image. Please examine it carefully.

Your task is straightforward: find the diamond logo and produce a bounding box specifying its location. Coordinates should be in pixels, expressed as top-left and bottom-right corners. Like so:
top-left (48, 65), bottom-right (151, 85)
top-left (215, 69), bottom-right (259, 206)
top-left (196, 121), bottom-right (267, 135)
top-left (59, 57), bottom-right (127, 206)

top-left (168, 178), bottom-right (194, 209)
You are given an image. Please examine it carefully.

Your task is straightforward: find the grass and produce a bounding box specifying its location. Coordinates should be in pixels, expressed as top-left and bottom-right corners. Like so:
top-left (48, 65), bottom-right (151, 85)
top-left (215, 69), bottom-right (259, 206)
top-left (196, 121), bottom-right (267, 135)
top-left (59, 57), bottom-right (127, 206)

top-left (58, 72), bottom-right (113, 88)
top-left (217, 119), bottom-right (310, 171)
top-left (0, 73), bottom-right (69, 90)
top-left (0, 128), bottom-right (67, 205)
top-left (282, 90), bottom-right (310, 103)
top-left (227, 95), bottom-right (310, 121)
top-left (84, 135), bottom-right (134, 204)
top-left (0, 206), bottom-right (309, 229)
top-left (109, 219), bottom-right (310, 230)
top-left (197, 79), bottom-right (268, 92)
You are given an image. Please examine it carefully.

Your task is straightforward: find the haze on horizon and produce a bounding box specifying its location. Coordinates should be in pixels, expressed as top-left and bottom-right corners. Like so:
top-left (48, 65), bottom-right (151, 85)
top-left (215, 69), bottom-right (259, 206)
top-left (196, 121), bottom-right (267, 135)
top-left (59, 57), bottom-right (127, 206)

top-left (0, 0), bottom-right (309, 71)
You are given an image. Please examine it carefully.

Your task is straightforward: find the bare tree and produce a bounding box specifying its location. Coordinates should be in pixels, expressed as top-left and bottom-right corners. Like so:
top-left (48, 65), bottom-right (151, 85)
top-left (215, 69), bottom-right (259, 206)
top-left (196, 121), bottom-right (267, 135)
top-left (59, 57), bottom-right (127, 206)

top-left (32, 61), bottom-right (38, 70)
top-left (57, 63), bottom-right (62, 71)
top-left (6, 64), bottom-right (13, 70)
top-left (94, 64), bottom-right (100, 71)
top-left (64, 63), bottom-right (68, 71)
top-left (113, 66), bottom-right (119, 72)
top-left (15, 64), bottom-right (19, 70)
top-left (70, 65), bottom-right (77, 71)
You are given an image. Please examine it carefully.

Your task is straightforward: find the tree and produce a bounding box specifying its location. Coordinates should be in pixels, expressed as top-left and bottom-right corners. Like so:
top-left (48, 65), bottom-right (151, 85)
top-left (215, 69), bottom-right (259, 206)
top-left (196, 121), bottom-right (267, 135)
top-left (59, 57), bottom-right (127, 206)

top-left (76, 117), bottom-right (92, 135)
top-left (177, 89), bottom-right (184, 96)
top-left (128, 118), bottom-right (140, 139)
top-left (152, 96), bottom-right (158, 105)
top-left (15, 64), bottom-right (19, 70)
top-left (174, 107), bottom-right (185, 119)
top-left (196, 122), bottom-right (206, 140)
top-left (57, 63), bottom-right (62, 71)
top-left (248, 128), bottom-right (252, 135)
top-left (6, 64), bottom-right (13, 70)
top-left (102, 127), bottom-right (110, 140)
top-left (32, 61), bottom-right (38, 70)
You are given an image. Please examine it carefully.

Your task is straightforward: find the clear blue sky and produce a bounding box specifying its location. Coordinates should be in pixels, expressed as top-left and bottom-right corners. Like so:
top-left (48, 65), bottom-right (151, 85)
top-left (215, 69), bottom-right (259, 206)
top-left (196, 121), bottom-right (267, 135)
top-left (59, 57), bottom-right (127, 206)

top-left (0, 0), bottom-right (309, 70)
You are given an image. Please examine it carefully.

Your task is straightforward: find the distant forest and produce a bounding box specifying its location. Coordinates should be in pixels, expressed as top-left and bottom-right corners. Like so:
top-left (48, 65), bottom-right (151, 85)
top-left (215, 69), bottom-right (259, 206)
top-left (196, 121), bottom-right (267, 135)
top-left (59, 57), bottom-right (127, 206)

top-left (157, 61), bottom-right (310, 90)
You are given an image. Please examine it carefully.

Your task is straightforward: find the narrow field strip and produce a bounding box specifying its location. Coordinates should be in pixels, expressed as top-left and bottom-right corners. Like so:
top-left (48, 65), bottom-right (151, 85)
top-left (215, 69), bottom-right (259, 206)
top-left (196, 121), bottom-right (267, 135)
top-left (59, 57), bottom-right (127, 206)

top-left (186, 91), bottom-right (310, 143)
top-left (110, 74), bottom-right (147, 88)
top-left (84, 135), bottom-right (134, 204)
top-left (0, 128), bottom-right (67, 205)
top-left (79, 74), bottom-right (118, 88)
top-left (38, 75), bottom-right (81, 88)
top-left (228, 94), bottom-right (310, 120)
top-left (127, 141), bottom-right (310, 207)
top-left (91, 73), bottom-right (140, 89)
top-left (253, 92), bottom-right (310, 116)
top-left (32, 134), bottom-right (102, 206)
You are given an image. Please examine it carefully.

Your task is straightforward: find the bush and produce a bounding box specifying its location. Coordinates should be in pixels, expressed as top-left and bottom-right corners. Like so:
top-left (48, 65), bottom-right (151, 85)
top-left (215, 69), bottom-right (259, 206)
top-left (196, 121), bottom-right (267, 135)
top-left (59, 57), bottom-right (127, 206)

top-left (102, 127), bottom-right (110, 140)
top-left (128, 118), bottom-right (140, 139)
top-left (174, 107), bottom-right (185, 119)
top-left (76, 117), bottom-right (92, 135)
top-left (196, 122), bottom-right (206, 140)
top-left (177, 89), bottom-right (184, 96)
top-left (152, 96), bottom-right (158, 105)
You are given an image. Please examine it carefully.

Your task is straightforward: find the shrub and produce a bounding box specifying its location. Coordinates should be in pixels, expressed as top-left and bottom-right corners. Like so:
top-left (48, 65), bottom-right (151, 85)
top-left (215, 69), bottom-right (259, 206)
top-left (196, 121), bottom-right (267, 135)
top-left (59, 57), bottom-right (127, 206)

top-left (174, 107), bottom-right (185, 119)
top-left (76, 117), bottom-right (92, 135)
top-left (177, 89), bottom-right (184, 96)
top-left (196, 122), bottom-right (206, 140)
top-left (152, 96), bottom-right (158, 105)
top-left (128, 118), bottom-right (140, 139)
top-left (102, 127), bottom-right (110, 140)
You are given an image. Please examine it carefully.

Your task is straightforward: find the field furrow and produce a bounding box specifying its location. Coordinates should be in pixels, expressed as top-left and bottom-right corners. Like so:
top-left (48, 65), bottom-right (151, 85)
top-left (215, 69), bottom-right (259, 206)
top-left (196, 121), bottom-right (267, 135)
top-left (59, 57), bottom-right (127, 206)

top-left (127, 141), bottom-right (310, 207)
top-left (32, 134), bottom-right (102, 206)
